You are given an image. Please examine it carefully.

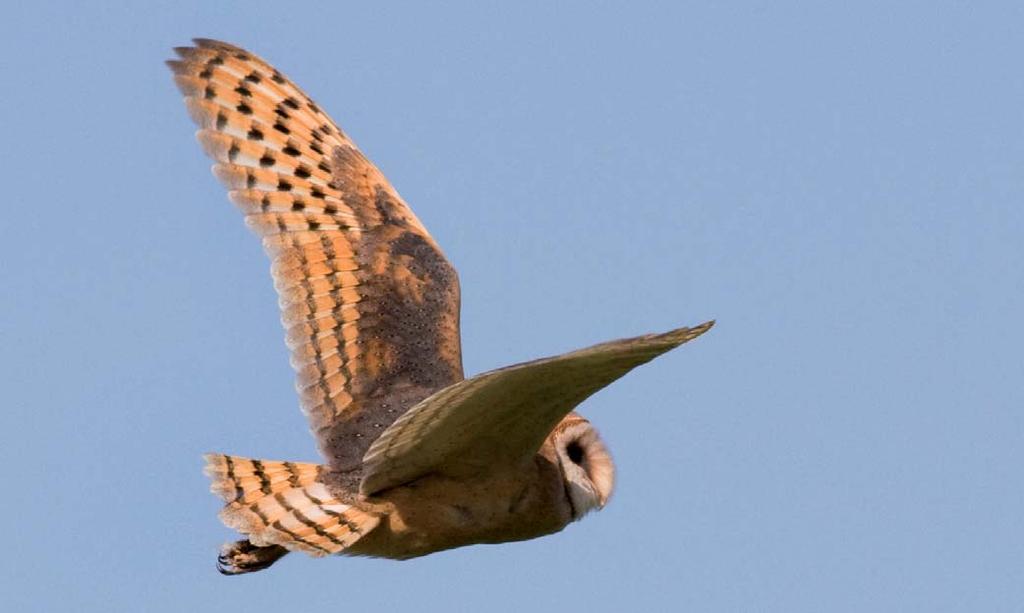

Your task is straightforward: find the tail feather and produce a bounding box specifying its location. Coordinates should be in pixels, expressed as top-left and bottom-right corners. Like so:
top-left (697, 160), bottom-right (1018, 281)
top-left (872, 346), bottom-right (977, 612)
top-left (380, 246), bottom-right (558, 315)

top-left (204, 453), bottom-right (379, 559)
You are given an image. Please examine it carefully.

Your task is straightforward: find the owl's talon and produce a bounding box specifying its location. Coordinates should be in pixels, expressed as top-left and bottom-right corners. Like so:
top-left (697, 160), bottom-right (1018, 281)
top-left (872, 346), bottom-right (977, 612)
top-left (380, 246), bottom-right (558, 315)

top-left (217, 540), bottom-right (288, 575)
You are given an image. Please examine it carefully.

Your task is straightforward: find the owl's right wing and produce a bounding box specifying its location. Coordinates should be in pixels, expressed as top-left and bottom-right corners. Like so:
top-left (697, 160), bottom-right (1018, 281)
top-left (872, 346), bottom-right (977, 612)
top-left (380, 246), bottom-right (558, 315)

top-left (359, 321), bottom-right (714, 496)
top-left (168, 40), bottom-right (464, 473)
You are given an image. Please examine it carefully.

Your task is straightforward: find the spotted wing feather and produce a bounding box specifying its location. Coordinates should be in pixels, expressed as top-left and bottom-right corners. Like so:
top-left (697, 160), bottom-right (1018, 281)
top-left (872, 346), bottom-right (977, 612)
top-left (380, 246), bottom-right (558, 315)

top-left (169, 39), bottom-right (464, 474)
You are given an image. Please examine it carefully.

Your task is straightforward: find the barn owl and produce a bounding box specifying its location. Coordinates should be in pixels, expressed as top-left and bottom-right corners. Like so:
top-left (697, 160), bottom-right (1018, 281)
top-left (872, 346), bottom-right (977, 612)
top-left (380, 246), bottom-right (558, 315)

top-left (167, 39), bottom-right (713, 574)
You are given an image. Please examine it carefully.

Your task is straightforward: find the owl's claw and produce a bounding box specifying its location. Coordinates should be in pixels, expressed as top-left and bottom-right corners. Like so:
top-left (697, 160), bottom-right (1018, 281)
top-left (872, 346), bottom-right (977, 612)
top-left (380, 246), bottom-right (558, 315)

top-left (216, 540), bottom-right (288, 575)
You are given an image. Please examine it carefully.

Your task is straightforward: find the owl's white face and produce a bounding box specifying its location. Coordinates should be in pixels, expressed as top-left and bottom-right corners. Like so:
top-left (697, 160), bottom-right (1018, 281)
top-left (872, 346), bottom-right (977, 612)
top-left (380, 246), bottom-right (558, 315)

top-left (550, 419), bottom-right (615, 521)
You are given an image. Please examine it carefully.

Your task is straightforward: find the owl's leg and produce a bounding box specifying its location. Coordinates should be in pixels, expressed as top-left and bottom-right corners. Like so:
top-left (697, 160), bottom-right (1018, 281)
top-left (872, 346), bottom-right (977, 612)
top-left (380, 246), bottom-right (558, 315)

top-left (217, 540), bottom-right (288, 575)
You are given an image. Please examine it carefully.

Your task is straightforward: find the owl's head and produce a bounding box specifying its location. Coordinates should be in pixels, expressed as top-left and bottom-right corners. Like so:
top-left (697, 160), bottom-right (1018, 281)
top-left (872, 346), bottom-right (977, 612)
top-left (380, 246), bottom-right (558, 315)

top-left (548, 414), bottom-right (615, 520)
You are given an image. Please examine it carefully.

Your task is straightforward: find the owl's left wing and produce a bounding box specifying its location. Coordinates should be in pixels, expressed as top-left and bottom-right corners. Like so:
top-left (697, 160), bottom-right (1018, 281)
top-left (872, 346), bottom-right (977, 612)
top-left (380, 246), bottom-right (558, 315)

top-left (359, 321), bottom-right (714, 495)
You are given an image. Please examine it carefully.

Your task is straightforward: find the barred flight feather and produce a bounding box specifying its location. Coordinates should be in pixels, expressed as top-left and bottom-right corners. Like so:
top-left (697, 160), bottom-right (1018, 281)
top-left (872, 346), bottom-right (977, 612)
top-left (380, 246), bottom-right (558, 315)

top-left (204, 454), bottom-right (379, 556)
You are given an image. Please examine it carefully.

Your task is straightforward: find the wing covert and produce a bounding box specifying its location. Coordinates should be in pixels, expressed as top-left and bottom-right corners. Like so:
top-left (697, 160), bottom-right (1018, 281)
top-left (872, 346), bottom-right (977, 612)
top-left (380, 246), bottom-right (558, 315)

top-left (168, 39), bottom-right (463, 473)
top-left (360, 321), bottom-right (714, 496)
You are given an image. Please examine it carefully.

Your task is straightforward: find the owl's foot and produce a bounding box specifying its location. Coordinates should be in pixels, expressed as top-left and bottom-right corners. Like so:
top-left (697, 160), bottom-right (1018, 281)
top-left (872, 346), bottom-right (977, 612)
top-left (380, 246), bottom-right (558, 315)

top-left (217, 540), bottom-right (288, 575)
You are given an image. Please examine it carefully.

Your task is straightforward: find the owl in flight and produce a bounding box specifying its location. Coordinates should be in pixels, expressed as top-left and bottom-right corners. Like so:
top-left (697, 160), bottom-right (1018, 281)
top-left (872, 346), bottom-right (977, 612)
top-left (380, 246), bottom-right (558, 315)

top-left (167, 39), bottom-right (713, 574)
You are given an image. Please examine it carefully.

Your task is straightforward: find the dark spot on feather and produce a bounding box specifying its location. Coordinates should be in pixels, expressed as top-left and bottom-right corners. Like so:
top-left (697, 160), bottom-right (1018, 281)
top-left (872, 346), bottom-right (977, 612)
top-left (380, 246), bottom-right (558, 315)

top-left (244, 72), bottom-right (261, 83)
top-left (283, 145), bottom-right (301, 157)
top-left (373, 187), bottom-right (408, 226)
top-left (228, 144), bottom-right (239, 162)
top-left (204, 85), bottom-right (215, 99)
top-left (278, 179), bottom-right (292, 192)
top-left (259, 155), bottom-right (275, 167)
top-left (283, 97), bottom-right (300, 110)
top-left (247, 127), bottom-right (264, 141)
top-left (310, 187), bottom-right (325, 199)
top-left (310, 142), bottom-right (324, 155)
top-left (273, 122), bottom-right (290, 135)
top-left (271, 71), bottom-right (285, 84)
top-left (308, 220), bottom-right (321, 230)
top-left (291, 200), bottom-right (306, 211)
top-left (237, 102), bottom-right (253, 115)
top-left (295, 166), bottom-right (311, 179)
top-left (215, 112), bottom-right (226, 130)
top-left (317, 160), bottom-right (330, 173)
top-left (234, 85), bottom-right (251, 97)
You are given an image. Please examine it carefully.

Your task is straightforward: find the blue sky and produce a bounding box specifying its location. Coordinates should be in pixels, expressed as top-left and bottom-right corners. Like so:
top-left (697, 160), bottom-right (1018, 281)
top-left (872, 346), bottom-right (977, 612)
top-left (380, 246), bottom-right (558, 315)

top-left (2, 2), bottom-right (1022, 611)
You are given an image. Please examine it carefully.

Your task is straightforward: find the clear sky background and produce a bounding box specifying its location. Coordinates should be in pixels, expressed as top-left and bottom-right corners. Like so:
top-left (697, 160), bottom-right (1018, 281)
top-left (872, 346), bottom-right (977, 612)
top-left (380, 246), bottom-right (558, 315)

top-left (2, 2), bottom-right (1022, 611)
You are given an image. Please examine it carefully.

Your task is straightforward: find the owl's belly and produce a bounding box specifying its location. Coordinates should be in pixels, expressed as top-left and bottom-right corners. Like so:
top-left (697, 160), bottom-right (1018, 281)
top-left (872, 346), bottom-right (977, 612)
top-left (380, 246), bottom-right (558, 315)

top-left (345, 458), bottom-right (571, 559)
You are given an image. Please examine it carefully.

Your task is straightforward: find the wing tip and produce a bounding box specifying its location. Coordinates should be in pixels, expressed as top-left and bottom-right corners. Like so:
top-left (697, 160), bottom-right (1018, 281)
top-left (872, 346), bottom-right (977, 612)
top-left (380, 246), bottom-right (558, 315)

top-left (693, 319), bottom-right (715, 334)
top-left (171, 45), bottom-right (196, 59)
top-left (170, 39), bottom-right (244, 63)
top-left (192, 37), bottom-right (235, 50)
top-left (660, 319), bottom-right (715, 346)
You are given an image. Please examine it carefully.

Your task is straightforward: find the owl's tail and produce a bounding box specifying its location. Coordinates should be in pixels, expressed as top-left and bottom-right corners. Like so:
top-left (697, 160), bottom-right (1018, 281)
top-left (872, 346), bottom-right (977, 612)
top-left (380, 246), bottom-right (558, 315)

top-left (203, 454), bottom-right (380, 574)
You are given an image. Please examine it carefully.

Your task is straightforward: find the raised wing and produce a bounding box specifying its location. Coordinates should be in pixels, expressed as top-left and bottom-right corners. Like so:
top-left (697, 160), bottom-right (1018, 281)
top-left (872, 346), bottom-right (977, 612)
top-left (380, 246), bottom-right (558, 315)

top-left (168, 39), bottom-right (463, 472)
top-left (360, 321), bottom-right (714, 495)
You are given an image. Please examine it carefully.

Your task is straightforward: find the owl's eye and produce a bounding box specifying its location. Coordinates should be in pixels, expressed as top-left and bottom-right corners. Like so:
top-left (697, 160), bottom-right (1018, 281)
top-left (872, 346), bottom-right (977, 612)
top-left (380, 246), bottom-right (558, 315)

top-left (566, 440), bottom-right (585, 465)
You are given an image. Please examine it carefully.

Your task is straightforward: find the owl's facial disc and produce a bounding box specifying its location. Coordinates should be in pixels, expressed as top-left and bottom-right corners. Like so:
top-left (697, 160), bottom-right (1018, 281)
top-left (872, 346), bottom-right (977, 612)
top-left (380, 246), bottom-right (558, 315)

top-left (552, 418), bottom-right (615, 521)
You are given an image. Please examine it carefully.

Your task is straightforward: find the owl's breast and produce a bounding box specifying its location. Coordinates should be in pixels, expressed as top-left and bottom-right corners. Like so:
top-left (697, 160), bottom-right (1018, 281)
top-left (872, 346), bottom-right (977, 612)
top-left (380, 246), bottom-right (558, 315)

top-left (345, 454), bottom-right (571, 559)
